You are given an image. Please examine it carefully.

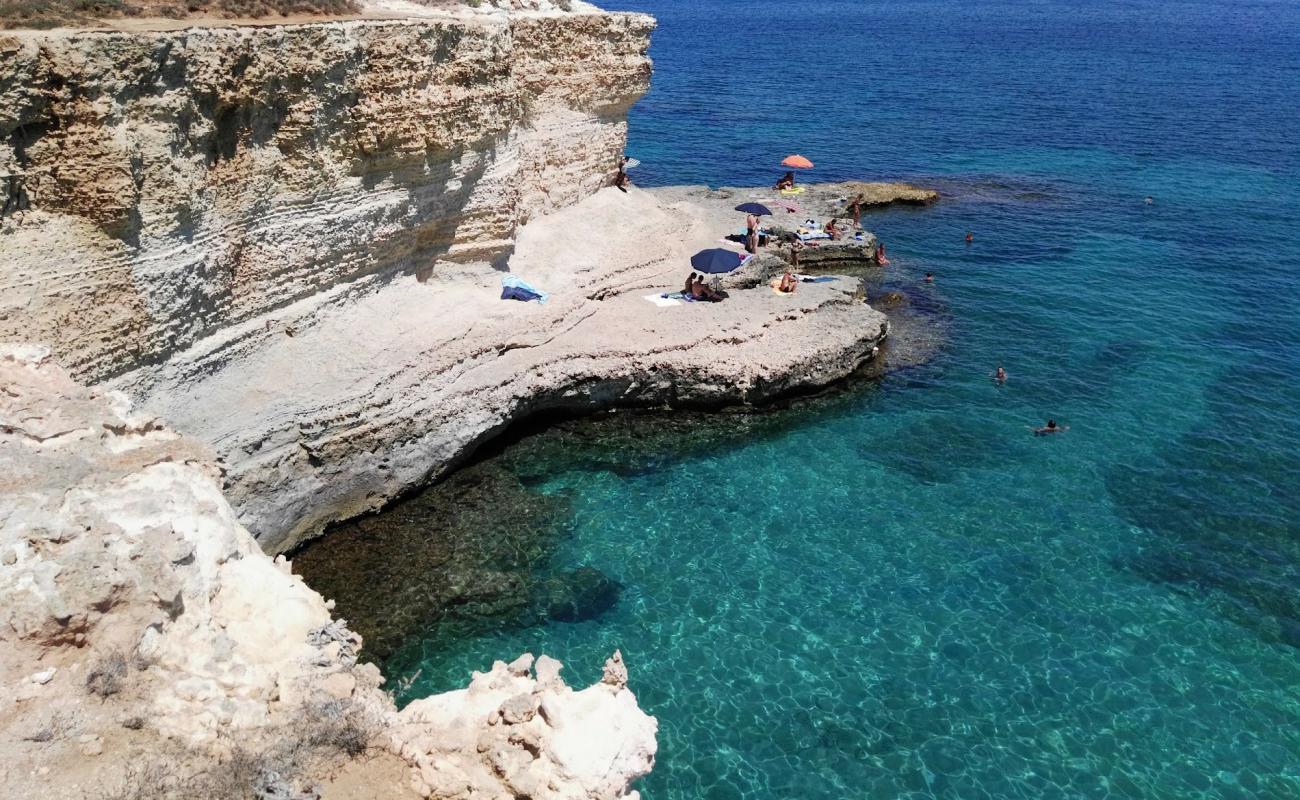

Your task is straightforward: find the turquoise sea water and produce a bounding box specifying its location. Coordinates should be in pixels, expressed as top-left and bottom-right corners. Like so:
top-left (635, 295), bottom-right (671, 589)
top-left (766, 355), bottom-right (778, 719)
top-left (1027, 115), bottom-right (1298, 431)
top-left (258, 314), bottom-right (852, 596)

top-left (388, 2), bottom-right (1300, 797)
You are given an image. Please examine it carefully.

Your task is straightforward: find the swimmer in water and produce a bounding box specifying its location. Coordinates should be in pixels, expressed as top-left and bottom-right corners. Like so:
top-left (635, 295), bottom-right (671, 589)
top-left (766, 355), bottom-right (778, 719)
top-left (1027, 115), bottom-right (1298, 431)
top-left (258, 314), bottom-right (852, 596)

top-left (965, 231), bottom-right (974, 243)
top-left (1034, 419), bottom-right (1067, 436)
top-left (1144, 196), bottom-right (1154, 205)
top-left (995, 366), bottom-right (1007, 384)
top-left (924, 272), bottom-right (935, 283)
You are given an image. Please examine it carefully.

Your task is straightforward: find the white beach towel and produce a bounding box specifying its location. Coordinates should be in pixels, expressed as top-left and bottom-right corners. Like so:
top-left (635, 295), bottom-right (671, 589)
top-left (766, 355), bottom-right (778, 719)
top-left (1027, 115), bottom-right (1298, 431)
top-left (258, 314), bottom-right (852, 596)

top-left (644, 293), bottom-right (681, 308)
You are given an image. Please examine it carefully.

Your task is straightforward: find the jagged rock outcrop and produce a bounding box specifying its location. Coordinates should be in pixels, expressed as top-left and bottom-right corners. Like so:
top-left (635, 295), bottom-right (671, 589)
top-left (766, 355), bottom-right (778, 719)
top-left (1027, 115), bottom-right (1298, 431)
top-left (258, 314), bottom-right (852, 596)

top-left (0, 9), bottom-right (654, 383)
top-left (0, 343), bottom-right (656, 799)
top-left (393, 652), bottom-right (656, 799)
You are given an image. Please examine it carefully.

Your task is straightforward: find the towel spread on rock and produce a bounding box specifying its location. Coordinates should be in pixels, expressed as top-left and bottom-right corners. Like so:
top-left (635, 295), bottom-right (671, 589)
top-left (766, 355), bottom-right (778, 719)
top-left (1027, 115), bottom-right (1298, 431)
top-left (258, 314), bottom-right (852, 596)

top-left (501, 274), bottom-right (549, 303)
top-left (644, 293), bottom-right (681, 307)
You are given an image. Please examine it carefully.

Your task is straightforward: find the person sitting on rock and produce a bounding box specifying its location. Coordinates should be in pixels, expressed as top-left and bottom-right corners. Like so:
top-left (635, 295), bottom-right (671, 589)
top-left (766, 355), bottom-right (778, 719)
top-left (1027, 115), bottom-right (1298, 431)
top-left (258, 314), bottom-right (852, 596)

top-left (778, 270), bottom-right (798, 294)
top-left (684, 272), bottom-right (699, 296)
top-left (775, 171), bottom-right (795, 191)
top-left (826, 218), bottom-right (843, 241)
top-left (615, 169), bottom-right (631, 193)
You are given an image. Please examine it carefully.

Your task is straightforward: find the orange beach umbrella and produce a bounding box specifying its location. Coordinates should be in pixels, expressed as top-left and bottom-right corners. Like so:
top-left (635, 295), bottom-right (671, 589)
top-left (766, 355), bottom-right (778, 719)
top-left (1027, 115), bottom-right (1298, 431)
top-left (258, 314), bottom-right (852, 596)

top-left (781, 154), bottom-right (815, 169)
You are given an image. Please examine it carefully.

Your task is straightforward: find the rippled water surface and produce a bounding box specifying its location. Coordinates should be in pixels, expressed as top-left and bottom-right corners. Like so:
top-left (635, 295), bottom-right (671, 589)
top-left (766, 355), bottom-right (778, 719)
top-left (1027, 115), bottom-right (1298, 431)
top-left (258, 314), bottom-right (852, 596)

top-left (381, 1), bottom-right (1300, 797)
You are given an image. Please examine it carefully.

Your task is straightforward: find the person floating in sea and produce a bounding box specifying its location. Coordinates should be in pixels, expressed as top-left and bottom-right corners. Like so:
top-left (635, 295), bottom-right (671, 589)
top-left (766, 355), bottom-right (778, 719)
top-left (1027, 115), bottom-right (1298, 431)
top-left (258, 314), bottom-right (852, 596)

top-left (876, 242), bottom-right (890, 266)
top-left (995, 365), bottom-right (1007, 384)
top-left (775, 171), bottom-right (795, 191)
top-left (924, 272), bottom-right (935, 283)
top-left (1034, 419), bottom-right (1067, 436)
top-left (965, 231), bottom-right (974, 244)
top-left (1144, 196), bottom-right (1154, 205)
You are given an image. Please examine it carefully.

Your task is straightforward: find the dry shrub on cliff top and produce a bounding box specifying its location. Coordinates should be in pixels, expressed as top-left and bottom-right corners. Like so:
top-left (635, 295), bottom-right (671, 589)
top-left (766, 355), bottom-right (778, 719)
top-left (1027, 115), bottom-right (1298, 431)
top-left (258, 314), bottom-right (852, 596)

top-left (92, 748), bottom-right (317, 800)
top-left (300, 698), bottom-right (383, 758)
top-left (85, 648), bottom-right (129, 698)
top-left (0, 0), bottom-right (357, 29)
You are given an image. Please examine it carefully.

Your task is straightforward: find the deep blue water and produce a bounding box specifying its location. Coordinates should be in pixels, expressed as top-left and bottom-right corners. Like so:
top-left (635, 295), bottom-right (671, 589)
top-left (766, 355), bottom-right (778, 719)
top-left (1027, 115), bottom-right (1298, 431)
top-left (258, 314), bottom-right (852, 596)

top-left (392, 2), bottom-right (1300, 797)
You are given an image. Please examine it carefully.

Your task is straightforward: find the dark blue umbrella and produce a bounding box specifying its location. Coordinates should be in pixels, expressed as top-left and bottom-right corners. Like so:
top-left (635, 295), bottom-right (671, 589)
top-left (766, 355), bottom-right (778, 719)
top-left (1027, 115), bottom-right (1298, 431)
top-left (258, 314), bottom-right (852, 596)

top-left (691, 248), bottom-right (747, 274)
top-left (734, 202), bottom-right (773, 216)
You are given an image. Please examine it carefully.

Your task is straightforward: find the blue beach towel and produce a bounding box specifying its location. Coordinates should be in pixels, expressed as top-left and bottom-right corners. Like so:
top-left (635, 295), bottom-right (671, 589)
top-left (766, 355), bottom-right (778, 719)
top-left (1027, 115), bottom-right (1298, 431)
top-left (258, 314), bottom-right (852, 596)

top-left (502, 286), bottom-right (542, 302)
top-left (501, 274), bottom-right (550, 304)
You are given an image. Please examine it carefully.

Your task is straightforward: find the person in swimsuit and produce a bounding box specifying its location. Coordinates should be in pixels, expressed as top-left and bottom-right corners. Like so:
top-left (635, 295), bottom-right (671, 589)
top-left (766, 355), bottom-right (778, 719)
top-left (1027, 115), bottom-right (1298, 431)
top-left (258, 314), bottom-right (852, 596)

top-left (775, 171), bottom-right (795, 191)
top-left (924, 272), bottom-right (935, 283)
top-left (692, 276), bottom-right (723, 302)
top-left (788, 236), bottom-right (805, 269)
top-left (778, 270), bottom-right (798, 294)
top-left (615, 169), bottom-right (631, 192)
top-left (1034, 419), bottom-right (1066, 435)
top-left (995, 365), bottom-right (1007, 384)
top-left (965, 231), bottom-right (974, 243)
top-left (746, 213), bottom-right (760, 254)
top-left (876, 242), bottom-right (890, 266)
top-left (684, 272), bottom-right (698, 295)
top-left (848, 193), bottom-right (865, 227)
top-left (826, 218), bottom-right (842, 241)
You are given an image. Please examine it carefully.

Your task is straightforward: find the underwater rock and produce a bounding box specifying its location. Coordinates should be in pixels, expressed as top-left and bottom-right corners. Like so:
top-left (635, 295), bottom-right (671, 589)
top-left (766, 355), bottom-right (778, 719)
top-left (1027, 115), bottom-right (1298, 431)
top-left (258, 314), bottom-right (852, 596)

top-left (874, 291), bottom-right (910, 310)
top-left (539, 567), bottom-right (623, 623)
top-left (292, 462), bottom-right (573, 662)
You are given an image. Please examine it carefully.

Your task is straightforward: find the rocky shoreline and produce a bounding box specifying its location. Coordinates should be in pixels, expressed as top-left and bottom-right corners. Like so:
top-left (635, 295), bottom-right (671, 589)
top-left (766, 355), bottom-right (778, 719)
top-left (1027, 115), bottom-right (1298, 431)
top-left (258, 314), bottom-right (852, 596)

top-left (0, 2), bottom-right (940, 796)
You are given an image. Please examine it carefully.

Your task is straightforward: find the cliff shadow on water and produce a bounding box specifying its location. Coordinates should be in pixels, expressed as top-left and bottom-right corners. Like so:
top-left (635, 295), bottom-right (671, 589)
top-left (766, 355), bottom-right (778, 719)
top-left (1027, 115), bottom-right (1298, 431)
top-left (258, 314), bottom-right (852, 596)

top-left (290, 284), bottom-right (948, 680)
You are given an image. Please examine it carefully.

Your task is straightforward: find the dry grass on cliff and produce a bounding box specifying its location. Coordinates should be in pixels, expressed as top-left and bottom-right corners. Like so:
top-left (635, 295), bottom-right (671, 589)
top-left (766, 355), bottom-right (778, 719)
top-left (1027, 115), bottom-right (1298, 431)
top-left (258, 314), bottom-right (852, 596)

top-left (0, 0), bottom-right (358, 29)
top-left (86, 698), bottom-right (384, 800)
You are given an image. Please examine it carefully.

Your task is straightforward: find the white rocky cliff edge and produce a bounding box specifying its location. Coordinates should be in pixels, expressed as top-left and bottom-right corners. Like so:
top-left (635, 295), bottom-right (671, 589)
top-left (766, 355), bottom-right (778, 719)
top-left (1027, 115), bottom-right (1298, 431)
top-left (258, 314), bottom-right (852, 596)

top-left (0, 344), bottom-right (657, 800)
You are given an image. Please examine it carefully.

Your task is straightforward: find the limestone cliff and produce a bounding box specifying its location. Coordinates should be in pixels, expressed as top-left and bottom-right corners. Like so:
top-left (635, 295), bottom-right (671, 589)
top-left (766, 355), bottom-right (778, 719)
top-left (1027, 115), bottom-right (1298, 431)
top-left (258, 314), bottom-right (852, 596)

top-left (0, 5), bottom-right (891, 560)
top-left (0, 344), bottom-right (657, 800)
top-left (0, 9), bottom-right (653, 383)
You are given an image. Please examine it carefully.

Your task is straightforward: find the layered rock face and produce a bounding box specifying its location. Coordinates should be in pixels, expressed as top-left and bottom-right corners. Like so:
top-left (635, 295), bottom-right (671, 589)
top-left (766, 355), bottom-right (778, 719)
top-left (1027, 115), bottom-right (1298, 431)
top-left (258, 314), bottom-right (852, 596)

top-left (0, 9), bottom-right (654, 383)
top-left (0, 344), bottom-right (656, 799)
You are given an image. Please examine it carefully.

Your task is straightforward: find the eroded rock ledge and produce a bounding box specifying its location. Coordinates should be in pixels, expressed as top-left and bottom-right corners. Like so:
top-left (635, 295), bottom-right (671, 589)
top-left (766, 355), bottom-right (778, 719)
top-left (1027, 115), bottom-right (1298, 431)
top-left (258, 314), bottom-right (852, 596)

top-left (0, 344), bottom-right (656, 800)
top-left (119, 185), bottom-right (890, 553)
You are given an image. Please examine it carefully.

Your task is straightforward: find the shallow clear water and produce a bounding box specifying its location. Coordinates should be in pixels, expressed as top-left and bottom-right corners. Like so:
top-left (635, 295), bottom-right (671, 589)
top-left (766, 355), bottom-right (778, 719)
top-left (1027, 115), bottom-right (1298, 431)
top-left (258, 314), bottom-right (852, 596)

top-left (385, 1), bottom-right (1300, 797)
